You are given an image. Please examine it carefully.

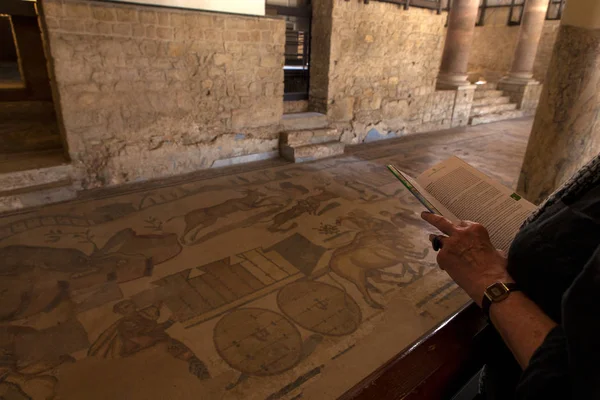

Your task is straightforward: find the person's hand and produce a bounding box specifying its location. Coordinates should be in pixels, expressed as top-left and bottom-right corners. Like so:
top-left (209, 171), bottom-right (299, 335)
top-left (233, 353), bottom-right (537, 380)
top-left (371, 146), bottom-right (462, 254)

top-left (421, 212), bottom-right (513, 306)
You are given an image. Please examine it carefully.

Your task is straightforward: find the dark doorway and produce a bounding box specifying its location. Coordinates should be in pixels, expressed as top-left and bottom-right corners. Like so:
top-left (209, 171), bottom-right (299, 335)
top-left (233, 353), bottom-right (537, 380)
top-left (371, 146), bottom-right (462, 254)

top-left (0, 15), bottom-right (24, 88)
top-left (0, 1), bottom-right (67, 173)
top-left (266, 1), bottom-right (312, 102)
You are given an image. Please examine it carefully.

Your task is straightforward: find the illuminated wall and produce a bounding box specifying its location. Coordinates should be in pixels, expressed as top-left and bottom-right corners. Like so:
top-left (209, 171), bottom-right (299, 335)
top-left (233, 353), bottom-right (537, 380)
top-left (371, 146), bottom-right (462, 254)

top-left (105, 0), bottom-right (265, 16)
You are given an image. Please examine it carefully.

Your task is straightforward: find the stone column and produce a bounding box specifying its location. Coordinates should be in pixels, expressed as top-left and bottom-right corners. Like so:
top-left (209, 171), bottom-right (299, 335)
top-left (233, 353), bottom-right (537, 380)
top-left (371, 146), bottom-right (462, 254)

top-left (498, 0), bottom-right (549, 112)
top-left (506, 0), bottom-right (550, 82)
top-left (517, 0), bottom-right (600, 204)
top-left (436, 0), bottom-right (480, 89)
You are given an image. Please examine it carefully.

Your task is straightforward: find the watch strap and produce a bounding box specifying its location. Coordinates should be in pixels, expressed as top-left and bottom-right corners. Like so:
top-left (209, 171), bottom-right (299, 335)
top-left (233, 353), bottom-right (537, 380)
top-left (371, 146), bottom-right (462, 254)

top-left (481, 282), bottom-right (520, 318)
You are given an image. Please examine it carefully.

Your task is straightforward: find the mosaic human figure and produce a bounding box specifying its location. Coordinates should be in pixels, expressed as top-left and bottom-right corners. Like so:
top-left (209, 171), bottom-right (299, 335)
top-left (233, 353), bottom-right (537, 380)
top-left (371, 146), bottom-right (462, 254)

top-left (88, 300), bottom-right (210, 380)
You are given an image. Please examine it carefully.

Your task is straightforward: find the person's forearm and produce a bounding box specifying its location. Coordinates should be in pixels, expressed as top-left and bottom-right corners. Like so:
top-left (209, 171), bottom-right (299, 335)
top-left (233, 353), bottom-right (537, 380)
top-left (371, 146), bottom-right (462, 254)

top-left (489, 291), bottom-right (558, 369)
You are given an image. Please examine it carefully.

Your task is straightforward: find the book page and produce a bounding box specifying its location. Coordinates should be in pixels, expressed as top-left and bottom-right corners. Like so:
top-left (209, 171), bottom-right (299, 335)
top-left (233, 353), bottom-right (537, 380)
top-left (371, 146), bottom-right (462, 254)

top-left (416, 156), bottom-right (536, 251)
top-left (387, 166), bottom-right (460, 224)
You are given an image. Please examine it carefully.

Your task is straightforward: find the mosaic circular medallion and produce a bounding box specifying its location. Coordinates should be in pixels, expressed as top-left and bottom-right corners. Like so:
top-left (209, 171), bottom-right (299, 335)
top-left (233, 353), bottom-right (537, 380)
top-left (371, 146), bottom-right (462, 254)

top-left (277, 280), bottom-right (362, 336)
top-left (213, 308), bottom-right (302, 376)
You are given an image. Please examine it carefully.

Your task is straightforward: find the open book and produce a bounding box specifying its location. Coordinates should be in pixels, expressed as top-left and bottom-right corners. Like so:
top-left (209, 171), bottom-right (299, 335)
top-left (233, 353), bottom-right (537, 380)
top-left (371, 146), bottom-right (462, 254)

top-left (387, 156), bottom-right (536, 251)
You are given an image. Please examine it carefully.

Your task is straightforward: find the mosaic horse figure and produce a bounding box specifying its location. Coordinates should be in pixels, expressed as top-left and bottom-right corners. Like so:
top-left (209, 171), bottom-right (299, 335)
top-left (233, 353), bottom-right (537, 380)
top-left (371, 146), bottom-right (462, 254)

top-left (329, 210), bottom-right (430, 308)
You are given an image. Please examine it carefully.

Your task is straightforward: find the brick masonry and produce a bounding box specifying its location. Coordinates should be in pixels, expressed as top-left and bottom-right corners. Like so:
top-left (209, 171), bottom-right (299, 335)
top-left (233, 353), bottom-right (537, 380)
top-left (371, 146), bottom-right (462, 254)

top-left (310, 0), bottom-right (455, 144)
top-left (40, 0), bottom-right (285, 188)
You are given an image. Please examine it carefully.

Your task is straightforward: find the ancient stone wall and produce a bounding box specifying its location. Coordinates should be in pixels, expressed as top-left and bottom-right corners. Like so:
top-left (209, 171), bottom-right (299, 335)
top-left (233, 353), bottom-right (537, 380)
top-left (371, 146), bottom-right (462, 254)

top-left (469, 8), bottom-right (560, 82)
top-left (532, 20), bottom-right (560, 82)
top-left (316, 0), bottom-right (454, 144)
top-left (40, 0), bottom-right (285, 188)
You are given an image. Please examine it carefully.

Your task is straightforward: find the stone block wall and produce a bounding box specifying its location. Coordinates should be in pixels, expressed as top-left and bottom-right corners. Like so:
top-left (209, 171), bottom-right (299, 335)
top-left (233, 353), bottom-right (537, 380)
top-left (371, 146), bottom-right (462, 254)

top-left (468, 8), bottom-right (560, 83)
top-left (40, 0), bottom-right (285, 188)
top-left (312, 0), bottom-right (454, 144)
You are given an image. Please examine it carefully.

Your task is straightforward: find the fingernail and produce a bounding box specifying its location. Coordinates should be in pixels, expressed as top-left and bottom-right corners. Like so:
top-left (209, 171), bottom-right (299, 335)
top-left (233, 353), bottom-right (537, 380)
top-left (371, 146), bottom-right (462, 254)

top-left (421, 211), bottom-right (431, 217)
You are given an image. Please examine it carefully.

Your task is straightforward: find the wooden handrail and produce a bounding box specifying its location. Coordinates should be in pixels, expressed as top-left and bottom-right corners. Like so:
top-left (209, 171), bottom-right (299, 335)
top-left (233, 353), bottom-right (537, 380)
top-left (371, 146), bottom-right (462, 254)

top-left (341, 303), bottom-right (490, 400)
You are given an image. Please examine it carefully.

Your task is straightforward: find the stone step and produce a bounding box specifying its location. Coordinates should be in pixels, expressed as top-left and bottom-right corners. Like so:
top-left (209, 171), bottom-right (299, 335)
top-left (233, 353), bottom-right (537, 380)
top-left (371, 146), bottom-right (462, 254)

top-left (0, 101), bottom-right (57, 121)
top-left (470, 102), bottom-right (518, 117)
top-left (0, 150), bottom-right (78, 213)
top-left (281, 112), bottom-right (328, 131)
top-left (0, 101), bottom-right (62, 154)
top-left (281, 128), bottom-right (340, 147)
top-left (469, 110), bottom-right (527, 126)
top-left (474, 82), bottom-right (497, 90)
top-left (472, 95), bottom-right (511, 108)
top-left (473, 90), bottom-right (504, 100)
top-left (281, 141), bottom-right (345, 163)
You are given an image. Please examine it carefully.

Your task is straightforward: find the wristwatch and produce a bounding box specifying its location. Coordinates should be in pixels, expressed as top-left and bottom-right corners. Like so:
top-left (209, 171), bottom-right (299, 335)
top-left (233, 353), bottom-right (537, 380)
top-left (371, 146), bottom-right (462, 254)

top-left (481, 282), bottom-right (520, 318)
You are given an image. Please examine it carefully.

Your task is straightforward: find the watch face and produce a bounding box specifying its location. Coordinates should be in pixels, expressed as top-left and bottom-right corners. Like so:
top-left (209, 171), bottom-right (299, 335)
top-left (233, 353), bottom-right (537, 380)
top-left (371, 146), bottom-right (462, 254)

top-left (486, 282), bottom-right (510, 302)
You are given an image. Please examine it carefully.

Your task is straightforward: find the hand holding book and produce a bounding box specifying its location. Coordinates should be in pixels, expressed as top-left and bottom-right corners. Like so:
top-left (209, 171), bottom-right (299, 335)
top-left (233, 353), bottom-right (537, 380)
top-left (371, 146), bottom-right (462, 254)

top-left (387, 156), bottom-right (535, 251)
top-left (421, 210), bottom-right (514, 306)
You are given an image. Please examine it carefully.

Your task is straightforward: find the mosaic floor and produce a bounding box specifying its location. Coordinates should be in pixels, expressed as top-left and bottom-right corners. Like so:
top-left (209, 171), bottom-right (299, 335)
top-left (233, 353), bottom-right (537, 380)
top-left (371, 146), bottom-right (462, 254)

top-left (0, 117), bottom-right (533, 400)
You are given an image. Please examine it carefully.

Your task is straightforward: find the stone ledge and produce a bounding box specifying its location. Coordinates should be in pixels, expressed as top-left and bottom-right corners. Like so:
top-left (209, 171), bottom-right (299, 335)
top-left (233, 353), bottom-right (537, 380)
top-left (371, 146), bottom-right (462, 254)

top-left (0, 155), bottom-right (78, 213)
top-left (281, 112), bottom-right (329, 131)
top-left (473, 90), bottom-right (504, 100)
top-left (469, 109), bottom-right (527, 125)
top-left (280, 142), bottom-right (345, 163)
top-left (470, 102), bottom-right (517, 117)
top-left (281, 128), bottom-right (340, 146)
top-left (472, 96), bottom-right (511, 107)
top-left (0, 184), bottom-right (77, 214)
top-left (211, 150), bottom-right (279, 168)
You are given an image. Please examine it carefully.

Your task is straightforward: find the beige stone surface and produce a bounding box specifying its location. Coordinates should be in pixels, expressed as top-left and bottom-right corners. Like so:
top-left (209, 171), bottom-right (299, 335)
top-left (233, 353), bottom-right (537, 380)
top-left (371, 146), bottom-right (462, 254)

top-left (498, 80), bottom-right (543, 111)
top-left (280, 141), bottom-right (344, 162)
top-left (310, 1), bottom-right (455, 143)
top-left (281, 128), bottom-right (340, 146)
top-left (468, 8), bottom-right (560, 83)
top-left (533, 21), bottom-right (560, 82)
top-left (518, 25), bottom-right (600, 203)
top-left (469, 109), bottom-right (528, 126)
top-left (283, 100), bottom-right (309, 114)
top-left (451, 86), bottom-right (476, 127)
top-left (40, 0), bottom-right (285, 189)
top-left (0, 117), bottom-right (533, 400)
top-left (562, 0), bottom-right (600, 30)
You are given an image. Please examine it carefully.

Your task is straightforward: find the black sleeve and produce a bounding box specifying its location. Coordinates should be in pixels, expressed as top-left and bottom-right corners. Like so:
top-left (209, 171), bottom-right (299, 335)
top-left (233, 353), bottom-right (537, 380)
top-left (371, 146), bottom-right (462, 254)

top-left (515, 326), bottom-right (569, 399)
top-left (516, 244), bottom-right (600, 400)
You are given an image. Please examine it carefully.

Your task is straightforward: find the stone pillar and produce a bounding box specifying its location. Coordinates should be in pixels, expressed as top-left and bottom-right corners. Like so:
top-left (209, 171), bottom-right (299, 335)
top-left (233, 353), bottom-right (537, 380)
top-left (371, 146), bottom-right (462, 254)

top-left (517, 0), bottom-right (600, 204)
top-left (498, 0), bottom-right (549, 112)
top-left (506, 0), bottom-right (550, 82)
top-left (436, 0), bottom-right (480, 89)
